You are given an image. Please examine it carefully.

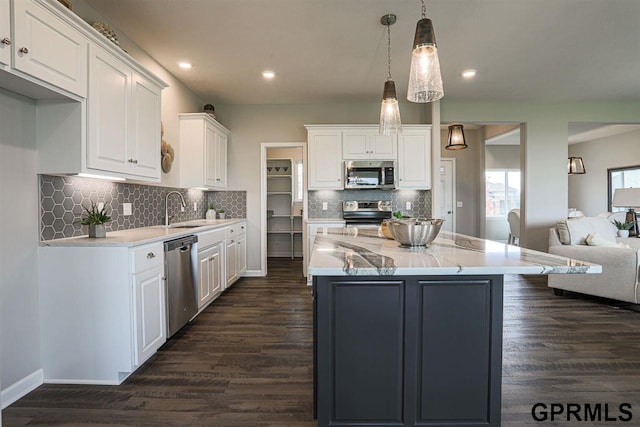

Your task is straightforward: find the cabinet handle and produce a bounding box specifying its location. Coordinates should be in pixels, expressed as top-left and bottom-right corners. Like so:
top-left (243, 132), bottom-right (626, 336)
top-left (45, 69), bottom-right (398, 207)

top-left (147, 252), bottom-right (155, 259)
top-left (230, 240), bottom-right (235, 243)
top-left (216, 178), bottom-right (221, 181)
top-left (19, 47), bottom-right (28, 54)
top-left (132, 159), bottom-right (138, 164)
top-left (241, 226), bottom-right (245, 230)
top-left (1, 38), bottom-right (10, 46)
top-left (128, 158), bottom-right (134, 163)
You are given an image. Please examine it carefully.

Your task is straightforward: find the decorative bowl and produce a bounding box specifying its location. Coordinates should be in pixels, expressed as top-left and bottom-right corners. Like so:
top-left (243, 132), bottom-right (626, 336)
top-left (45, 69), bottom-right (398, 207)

top-left (388, 218), bottom-right (444, 247)
top-left (380, 219), bottom-right (395, 239)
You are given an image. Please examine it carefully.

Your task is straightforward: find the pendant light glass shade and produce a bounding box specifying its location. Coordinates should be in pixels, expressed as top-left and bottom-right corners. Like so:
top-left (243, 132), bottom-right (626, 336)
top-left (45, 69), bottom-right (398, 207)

top-left (568, 157), bottom-right (586, 175)
top-left (379, 80), bottom-right (402, 135)
top-left (445, 124), bottom-right (467, 150)
top-left (407, 17), bottom-right (444, 103)
top-left (379, 14), bottom-right (401, 135)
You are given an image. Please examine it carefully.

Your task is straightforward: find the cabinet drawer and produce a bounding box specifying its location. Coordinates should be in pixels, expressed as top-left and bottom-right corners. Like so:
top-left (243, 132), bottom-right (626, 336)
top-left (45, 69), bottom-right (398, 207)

top-left (198, 228), bottom-right (226, 250)
top-left (131, 243), bottom-right (163, 274)
top-left (226, 222), bottom-right (247, 239)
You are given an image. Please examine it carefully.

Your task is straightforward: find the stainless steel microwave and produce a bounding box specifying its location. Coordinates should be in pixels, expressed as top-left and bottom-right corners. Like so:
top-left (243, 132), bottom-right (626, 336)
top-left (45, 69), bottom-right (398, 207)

top-left (344, 160), bottom-right (396, 190)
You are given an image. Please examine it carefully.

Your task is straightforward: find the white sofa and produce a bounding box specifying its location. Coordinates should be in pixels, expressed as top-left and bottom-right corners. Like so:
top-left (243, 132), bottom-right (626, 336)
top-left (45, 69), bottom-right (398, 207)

top-left (548, 215), bottom-right (640, 304)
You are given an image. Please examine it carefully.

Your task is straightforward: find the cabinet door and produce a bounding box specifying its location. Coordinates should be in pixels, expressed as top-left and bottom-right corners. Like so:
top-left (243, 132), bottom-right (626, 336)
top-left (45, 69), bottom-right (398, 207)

top-left (0, 0), bottom-right (9, 68)
top-left (204, 122), bottom-right (218, 187)
top-left (397, 128), bottom-right (431, 189)
top-left (236, 235), bottom-right (247, 276)
top-left (342, 131), bottom-right (369, 159)
top-left (87, 45), bottom-right (130, 174)
top-left (308, 130), bottom-right (343, 189)
top-left (369, 133), bottom-right (396, 159)
top-left (214, 132), bottom-right (228, 189)
top-left (133, 266), bottom-right (166, 366)
top-left (131, 72), bottom-right (161, 179)
top-left (209, 243), bottom-right (223, 297)
top-left (12, 0), bottom-right (87, 97)
top-left (226, 239), bottom-right (237, 287)
top-left (197, 247), bottom-right (214, 309)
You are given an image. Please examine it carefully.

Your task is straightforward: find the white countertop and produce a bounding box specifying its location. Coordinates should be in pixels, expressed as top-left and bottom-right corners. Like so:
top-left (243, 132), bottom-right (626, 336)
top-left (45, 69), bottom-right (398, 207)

top-left (308, 227), bottom-right (602, 276)
top-left (305, 218), bottom-right (346, 224)
top-left (39, 219), bottom-right (246, 248)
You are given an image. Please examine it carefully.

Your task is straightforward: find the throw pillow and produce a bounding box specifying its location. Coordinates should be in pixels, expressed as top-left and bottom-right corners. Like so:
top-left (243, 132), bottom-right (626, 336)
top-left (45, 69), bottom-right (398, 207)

top-left (585, 232), bottom-right (630, 248)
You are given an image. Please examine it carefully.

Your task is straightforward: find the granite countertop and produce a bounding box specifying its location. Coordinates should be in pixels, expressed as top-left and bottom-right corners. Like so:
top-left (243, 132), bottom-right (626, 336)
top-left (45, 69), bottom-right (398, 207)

top-left (39, 219), bottom-right (246, 248)
top-left (308, 227), bottom-right (602, 276)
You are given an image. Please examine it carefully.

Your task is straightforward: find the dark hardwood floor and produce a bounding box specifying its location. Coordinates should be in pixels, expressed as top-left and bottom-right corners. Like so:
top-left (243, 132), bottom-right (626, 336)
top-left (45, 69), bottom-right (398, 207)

top-left (4, 260), bottom-right (640, 426)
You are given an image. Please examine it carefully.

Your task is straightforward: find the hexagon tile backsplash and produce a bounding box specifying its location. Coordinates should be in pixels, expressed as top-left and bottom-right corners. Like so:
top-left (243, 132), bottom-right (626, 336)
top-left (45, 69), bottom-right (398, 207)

top-left (39, 175), bottom-right (247, 241)
top-left (307, 189), bottom-right (432, 219)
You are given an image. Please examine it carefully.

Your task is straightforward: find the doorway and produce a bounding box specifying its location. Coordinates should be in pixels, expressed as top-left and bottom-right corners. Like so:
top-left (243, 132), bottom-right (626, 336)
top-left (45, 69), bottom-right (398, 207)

top-left (260, 142), bottom-right (307, 276)
top-left (439, 158), bottom-right (456, 233)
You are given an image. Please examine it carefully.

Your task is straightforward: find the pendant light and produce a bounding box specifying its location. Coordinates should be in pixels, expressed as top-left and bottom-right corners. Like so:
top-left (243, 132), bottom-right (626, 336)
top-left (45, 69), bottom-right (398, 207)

top-left (568, 157), bottom-right (586, 175)
top-left (407, 0), bottom-right (444, 103)
top-left (445, 124), bottom-right (467, 150)
top-left (379, 14), bottom-right (401, 135)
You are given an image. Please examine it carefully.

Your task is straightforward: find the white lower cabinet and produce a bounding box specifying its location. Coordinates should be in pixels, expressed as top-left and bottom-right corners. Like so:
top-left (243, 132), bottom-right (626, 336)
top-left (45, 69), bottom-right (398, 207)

top-left (38, 242), bottom-right (166, 384)
top-left (225, 221), bottom-right (247, 289)
top-left (197, 241), bottom-right (223, 310)
top-left (133, 264), bottom-right (166, 365)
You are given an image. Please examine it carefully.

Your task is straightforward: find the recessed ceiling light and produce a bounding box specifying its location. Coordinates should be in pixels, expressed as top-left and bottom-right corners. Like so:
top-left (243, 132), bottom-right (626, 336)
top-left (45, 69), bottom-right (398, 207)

top-left (178, 62), bottom-right (193, 69)
top-left (462, 69), bottom-right (477, 79)
top-left (262, 70), bottom-right (275, 79)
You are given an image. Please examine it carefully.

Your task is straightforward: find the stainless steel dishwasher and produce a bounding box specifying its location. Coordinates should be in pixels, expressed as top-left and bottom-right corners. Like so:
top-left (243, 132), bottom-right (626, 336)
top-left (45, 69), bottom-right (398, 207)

top-left (164, 235), bottom-right (198, 337)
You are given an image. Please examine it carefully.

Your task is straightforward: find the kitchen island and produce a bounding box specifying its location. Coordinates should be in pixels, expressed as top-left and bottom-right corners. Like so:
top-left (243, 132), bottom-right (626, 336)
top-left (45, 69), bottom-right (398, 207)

top-left (308, 228), bottom-right (600, 427)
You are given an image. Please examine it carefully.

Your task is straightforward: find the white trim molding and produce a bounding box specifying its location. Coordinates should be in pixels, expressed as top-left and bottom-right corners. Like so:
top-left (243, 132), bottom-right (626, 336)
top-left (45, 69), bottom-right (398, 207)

top-left (1, 369), bottom-right (43, 409)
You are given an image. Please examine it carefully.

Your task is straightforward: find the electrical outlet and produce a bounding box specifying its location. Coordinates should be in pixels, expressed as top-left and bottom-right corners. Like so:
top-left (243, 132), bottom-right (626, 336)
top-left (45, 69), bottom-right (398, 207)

top-left (406, 201), bottom-right (412, 210)
top-left (322, 202), bottom-right (328, 211)
top-left (122, 203), bottom-right (132, 216)
top-left (457, 201), bottom-right (464, 208)
top-left (193, 202), bottom-right (197, 211)
top-left (181, 205), bottom-right (185, 212)
top-left (97, 202), bottom-right (104, 211)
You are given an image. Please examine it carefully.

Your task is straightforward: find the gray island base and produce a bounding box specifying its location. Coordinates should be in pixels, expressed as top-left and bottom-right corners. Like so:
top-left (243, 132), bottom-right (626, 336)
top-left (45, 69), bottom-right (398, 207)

top-left (308, 228), bottom-right (600, 427)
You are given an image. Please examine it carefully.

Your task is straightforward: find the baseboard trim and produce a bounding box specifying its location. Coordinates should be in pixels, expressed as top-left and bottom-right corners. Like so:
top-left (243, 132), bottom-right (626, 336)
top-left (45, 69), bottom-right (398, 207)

top-left (242, 269), bottom-right (264, 277)
top-left (43, 378), bottom-right (120, 386)
top-left (1, 369), bottom-right (43, 409)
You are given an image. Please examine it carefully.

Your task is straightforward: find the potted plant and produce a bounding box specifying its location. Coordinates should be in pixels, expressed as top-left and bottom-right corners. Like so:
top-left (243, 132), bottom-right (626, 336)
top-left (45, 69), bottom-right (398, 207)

top-left (218, 208), bottom-right (226, 219)
top-left (613, 219), bottom-right (634, 238)
top-left (80, 202), bottom-right (112, 238)
top-left (206, 203), bottom-right (217, 220)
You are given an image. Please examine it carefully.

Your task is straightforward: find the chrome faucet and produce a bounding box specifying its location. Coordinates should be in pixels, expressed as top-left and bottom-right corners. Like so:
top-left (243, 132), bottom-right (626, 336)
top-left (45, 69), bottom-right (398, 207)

top-left (165, 191), bottom-right (187, 226)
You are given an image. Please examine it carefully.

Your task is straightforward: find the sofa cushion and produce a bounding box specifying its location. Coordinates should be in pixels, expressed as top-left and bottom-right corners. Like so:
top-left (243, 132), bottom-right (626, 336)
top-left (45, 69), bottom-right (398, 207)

top-left (556, 217), bottom-right (618, 245)
top-left (586, 232), bottom-right (630, 248)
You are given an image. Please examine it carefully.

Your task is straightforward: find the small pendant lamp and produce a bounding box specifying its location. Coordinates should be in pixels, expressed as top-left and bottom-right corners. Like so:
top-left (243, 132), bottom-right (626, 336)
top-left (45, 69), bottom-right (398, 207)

top-left (407, 0), bottom-right (444, 103)
top-left (568, 157), bottom-right (586, 175)
top-left (379, 14), bottom-right (401, 135)
top-left (445, 124), bottom-right (467, 150)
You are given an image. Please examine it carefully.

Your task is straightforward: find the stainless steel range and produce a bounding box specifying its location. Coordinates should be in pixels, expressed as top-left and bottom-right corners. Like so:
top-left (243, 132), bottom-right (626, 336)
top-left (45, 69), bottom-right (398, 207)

top-left (342, 200), bottom-right (392, 226)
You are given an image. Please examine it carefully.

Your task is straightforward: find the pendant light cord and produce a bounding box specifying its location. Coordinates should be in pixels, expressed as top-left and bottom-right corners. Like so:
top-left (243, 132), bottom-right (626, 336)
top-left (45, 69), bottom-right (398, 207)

top-left (421, 0), bottom-right (427, 18)
top-left (386, 23), bottom-right (392, 81)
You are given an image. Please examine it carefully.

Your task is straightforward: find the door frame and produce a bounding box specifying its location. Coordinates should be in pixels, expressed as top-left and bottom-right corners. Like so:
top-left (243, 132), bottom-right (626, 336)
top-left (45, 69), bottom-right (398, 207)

top-left (440, 158), bottom-right (456, 234)
top-left (260, 142), bottom-right (307, 276)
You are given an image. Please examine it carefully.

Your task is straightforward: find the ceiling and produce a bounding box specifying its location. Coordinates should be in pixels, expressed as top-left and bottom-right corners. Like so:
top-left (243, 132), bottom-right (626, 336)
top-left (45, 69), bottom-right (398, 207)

top-left (83, 0), bottom-right (640, 105)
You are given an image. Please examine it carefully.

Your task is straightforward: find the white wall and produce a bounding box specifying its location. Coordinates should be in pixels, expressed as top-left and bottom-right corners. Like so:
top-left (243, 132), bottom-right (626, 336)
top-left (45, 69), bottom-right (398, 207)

top-left (569, 129), bottom-right (640, 216)
top-left (440, 101), bottom-right (640, 251)
top-left (216, 103), bottom-right (430, 272)
top-left (485, 145), bottom-right (520, 170)
top-left (0, 89), bottom-right (40, 393)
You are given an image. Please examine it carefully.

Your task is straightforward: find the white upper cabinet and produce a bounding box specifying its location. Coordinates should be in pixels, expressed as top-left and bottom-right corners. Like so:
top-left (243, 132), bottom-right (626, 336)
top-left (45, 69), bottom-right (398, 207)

top-left (306, 126), bottom-right (343, 190)
top-left (87, 44), bottom-right (162, 181)
top-left (179, 113), bottom-right (230, 190)
top-left (397, 126), bottom-right (432, 189)
top-left (0, 0), bottom-right (9, 67)
top-left (343, 128), bottom-right (396, 160)
top-left (12, 0), bottom-right (88, 97)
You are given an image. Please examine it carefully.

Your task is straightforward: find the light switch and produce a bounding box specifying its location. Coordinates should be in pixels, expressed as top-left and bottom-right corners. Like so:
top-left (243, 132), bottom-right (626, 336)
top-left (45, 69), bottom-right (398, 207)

top-left (97, 202), bottom-right (104, 211)
top-left (457, 201), bottom-right (464, 208)
top-left (123, 203), bottom-right (132, 216)
top-left (322, 202), bottom-right (328, 211)
top-left (406, 201), bottom-right (412, 210)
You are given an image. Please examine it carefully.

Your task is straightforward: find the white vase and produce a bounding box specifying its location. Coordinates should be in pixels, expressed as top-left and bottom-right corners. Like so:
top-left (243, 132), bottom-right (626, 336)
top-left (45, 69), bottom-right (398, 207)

top-left (617, 230), bottom-right (630, 238)
top-left (206, 209), bottom-right (216, 220)
top-left (218, 212), bottom-right (226, 219)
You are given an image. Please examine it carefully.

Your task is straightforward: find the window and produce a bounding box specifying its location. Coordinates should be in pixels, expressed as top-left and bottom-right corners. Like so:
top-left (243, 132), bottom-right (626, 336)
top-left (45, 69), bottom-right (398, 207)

top-left (486, 170), bottom-right (520, 217)
top-left (294, 160), bottom-right (304, 202)
top-left (608, 165), bottom-right (640, 211)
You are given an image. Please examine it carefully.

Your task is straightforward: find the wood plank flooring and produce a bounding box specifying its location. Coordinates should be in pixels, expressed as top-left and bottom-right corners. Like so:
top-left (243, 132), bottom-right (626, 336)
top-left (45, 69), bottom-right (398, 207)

top-left (4, 260), bottom-right (640, 426)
